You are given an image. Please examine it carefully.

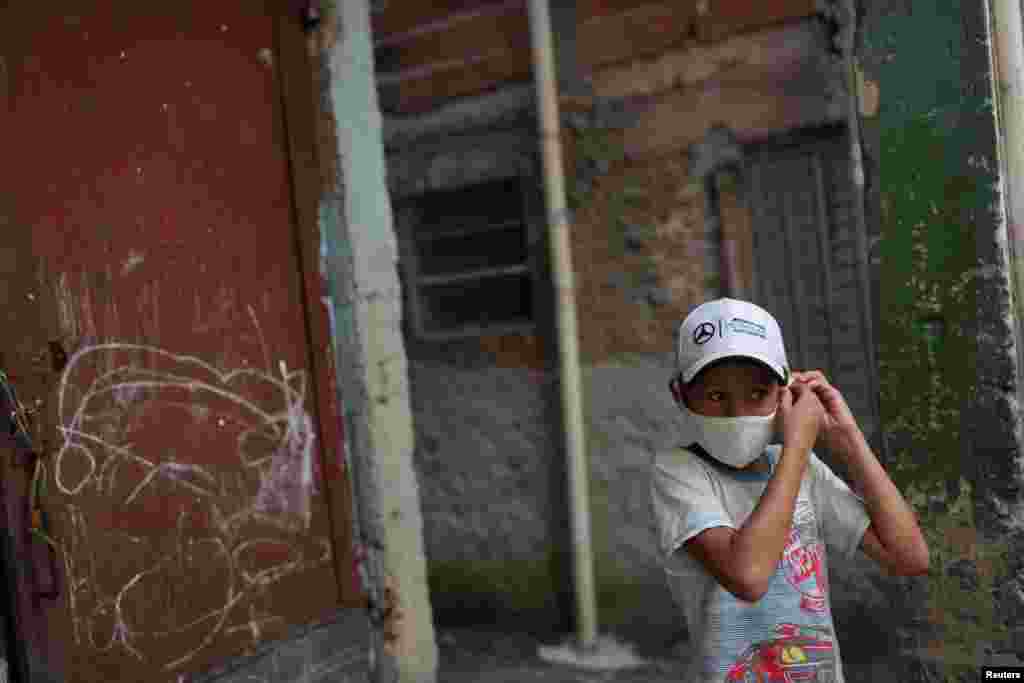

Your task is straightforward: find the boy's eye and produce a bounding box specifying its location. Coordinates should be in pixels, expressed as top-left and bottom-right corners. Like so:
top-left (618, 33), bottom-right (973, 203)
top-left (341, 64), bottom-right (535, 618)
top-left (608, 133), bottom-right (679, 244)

top-left (707, 391), bottom-right (769, 401)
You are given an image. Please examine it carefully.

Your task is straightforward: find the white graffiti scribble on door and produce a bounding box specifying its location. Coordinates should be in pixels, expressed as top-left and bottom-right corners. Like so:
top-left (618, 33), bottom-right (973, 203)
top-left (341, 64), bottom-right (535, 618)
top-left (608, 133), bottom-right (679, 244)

top-left (50, 319), bottom-right (332, 672)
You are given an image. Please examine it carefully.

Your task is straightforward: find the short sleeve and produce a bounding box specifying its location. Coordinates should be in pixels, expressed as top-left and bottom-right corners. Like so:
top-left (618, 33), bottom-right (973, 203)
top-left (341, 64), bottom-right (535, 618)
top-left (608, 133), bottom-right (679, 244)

top-left (650, 448), bottom-right (736, 566)
top-left (808, 453), bottom-right (871, 560)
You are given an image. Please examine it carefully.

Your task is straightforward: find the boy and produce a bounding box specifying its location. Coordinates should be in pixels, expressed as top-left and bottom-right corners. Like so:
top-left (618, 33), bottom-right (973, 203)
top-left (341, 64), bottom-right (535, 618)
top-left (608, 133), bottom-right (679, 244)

top-left (650, 298), bottom-right (929, 682)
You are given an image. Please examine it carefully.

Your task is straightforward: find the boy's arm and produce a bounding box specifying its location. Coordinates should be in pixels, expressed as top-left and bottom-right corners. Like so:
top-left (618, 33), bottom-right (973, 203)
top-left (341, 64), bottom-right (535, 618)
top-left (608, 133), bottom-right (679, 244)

top-left (687, 443), bottom-right (812, 602)
top-left (795, 370), bottom-right (930, 576)
top-left (685, 382), bottom-right (825, 602)
top-left (833, 428), bottom-right (930, 576)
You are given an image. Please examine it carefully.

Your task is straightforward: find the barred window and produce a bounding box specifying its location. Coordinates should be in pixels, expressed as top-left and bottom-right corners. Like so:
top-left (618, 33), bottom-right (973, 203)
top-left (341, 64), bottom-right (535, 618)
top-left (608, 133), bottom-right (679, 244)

top-left (396, 176), bottom-right (535, 339)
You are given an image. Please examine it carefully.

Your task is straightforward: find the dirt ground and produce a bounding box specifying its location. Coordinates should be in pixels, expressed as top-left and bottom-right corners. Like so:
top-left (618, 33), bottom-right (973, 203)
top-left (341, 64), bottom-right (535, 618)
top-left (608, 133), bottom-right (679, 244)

top-left (435, 627), bottom-right (693, 682)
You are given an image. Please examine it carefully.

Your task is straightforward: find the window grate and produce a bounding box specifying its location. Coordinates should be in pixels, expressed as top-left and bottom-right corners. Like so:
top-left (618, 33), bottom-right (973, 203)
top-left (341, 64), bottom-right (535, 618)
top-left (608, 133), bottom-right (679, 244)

top-left (396, 176), bottom-right (535, 339)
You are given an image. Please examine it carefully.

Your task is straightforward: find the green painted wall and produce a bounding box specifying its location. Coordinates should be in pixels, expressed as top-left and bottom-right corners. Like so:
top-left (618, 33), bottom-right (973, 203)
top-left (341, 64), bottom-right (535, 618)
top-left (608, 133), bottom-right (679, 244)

top-left (863, 0), bottom-right (1015, 678)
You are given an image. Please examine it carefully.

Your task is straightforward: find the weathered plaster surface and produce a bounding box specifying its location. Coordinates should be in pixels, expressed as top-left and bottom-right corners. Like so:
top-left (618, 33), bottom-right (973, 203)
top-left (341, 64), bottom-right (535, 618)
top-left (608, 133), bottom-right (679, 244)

top-left (321, 2), bottom-right (438, 681)
top-left (860, 0), bottom-right (1024, 678)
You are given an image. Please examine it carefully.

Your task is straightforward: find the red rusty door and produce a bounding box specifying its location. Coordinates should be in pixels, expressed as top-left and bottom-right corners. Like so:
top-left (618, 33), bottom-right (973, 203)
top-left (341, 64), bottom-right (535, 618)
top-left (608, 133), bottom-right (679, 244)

top-left (2, 2), bottom-right (358, 681)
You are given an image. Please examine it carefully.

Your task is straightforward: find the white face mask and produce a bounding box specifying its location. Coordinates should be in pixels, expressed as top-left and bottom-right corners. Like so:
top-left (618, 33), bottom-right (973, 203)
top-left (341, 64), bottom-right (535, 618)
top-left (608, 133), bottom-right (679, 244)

top-left (680, 403), bottom-right (777, 468)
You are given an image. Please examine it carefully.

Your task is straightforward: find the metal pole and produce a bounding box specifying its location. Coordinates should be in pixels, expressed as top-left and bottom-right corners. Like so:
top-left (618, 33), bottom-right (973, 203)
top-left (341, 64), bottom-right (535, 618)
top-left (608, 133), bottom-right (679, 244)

top-left (525, 0), bottom-right (598, 653)
top-left (841, 0), bottom-right (884, 455)
top-left (986, 0), bottom-right (1024, 406)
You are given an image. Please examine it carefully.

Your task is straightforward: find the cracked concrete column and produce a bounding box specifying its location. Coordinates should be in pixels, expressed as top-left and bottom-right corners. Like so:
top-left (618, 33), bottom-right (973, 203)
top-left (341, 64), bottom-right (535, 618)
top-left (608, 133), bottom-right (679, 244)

top-left (320, 2), bottom-right (438, 682)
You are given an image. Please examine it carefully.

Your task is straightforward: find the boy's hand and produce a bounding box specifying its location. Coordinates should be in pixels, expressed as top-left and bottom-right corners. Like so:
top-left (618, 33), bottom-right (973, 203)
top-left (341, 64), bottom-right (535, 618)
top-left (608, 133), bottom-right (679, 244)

top-left (791, 370), bottom-right (862, 452)
top-left (778, 379), bottom-right (825, 455)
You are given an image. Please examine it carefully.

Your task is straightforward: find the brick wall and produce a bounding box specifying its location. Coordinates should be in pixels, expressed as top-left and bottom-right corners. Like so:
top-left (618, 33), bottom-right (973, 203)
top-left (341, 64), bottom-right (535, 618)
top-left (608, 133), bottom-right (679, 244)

top-left (566, 17), bottom-right (841, 364)
top-left (570, 152), bottom-right (711, 364)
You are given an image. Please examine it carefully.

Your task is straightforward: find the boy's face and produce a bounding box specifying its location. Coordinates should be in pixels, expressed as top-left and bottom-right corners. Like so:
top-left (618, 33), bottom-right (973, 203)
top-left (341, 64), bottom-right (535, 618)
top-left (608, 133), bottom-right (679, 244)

top-left (674, 360), bottom-right (782, 418)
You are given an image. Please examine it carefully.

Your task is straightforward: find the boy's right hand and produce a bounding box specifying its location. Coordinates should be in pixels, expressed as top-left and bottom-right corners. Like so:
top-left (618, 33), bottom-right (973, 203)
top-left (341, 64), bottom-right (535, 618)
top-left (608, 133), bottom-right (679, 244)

top-left (778, 380), bottom-right (825, 455)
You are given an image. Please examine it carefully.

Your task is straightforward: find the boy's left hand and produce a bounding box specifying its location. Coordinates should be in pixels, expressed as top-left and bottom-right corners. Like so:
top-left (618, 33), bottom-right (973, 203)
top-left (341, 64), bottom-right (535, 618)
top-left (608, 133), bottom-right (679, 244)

top-left (790, 370), bottom-right (862, 453)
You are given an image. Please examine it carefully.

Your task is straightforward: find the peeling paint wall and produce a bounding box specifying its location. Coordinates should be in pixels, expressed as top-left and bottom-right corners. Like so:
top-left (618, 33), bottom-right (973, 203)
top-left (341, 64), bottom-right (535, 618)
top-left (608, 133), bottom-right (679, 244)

top-left (859, 0), bottom-right (1024, 679)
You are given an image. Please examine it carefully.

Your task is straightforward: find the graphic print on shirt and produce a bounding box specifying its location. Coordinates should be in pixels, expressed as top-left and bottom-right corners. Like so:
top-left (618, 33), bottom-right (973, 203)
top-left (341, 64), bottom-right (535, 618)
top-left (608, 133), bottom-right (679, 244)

top-left (780, 497), bottom-right (829, 613)
top-left (724, 623), bottom-right (837, 683)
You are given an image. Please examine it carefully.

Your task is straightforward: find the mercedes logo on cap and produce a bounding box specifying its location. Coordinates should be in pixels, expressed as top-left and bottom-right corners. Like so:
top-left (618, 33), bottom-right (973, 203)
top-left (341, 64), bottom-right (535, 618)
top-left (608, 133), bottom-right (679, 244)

top-left (694, 322), bottom-right (716, 345)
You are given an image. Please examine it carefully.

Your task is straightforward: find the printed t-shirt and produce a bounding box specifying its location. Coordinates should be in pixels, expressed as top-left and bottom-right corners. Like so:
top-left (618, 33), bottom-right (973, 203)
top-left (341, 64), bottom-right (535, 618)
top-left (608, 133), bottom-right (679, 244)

top-left (650, 444), bottom-right (871, 683)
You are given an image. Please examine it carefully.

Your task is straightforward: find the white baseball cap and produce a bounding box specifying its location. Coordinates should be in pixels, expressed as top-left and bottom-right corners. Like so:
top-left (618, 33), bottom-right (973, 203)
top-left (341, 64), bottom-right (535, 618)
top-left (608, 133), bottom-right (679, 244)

top-left (675, 298), bottom-right (790, 385)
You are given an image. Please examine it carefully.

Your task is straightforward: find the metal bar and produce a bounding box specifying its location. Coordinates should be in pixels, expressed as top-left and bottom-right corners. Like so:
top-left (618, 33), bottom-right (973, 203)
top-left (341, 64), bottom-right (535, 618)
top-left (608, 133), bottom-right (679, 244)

top-left (716, 170), bottom-right (744, 299)
top-left (375, 48), bottom-right (511, 86)
top-left (705, 175), bottom-right (726, 298)
top-left (419, 264), bottom-right (529, 286)
top-left (828, 238), bottom-right (860, 254)
top-left (383, 84), bottom-right (536, 147)
top-left (418, 321), bottom-right (535, 343)
top-left (395, 207), bottom-right (431, 339)
top-left (812, 152), bottom-right (837, 373)
top-left (780, 165), bottom-right (810, 369)
top-left (527, 0), bottom-right (598, 653)
top-left (841, 6), bottom-right (883, 447)
top-left (415, 218), bottom-right (525, 243)
top-left (374, 0), bottom-right (524, 49)
top-left (748, 160), bottom-right (763, 304)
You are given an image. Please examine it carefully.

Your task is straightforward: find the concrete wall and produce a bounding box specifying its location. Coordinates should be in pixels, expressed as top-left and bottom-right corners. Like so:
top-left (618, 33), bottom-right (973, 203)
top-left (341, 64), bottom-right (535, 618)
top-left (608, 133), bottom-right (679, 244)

top-left (320, 2), bottom-right (439, 680)
top-left (382, 80), bottom-right (719, 640)
top-left (386, 114), bottom-right (571, 634)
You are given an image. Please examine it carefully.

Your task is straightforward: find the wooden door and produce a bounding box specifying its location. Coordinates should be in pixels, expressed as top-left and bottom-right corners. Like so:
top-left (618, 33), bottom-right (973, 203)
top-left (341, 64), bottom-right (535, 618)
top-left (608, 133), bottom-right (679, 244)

top-left (1, 2), bottom-right (358, 680)
top-left (746, 128), bottom-right (881, 453)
